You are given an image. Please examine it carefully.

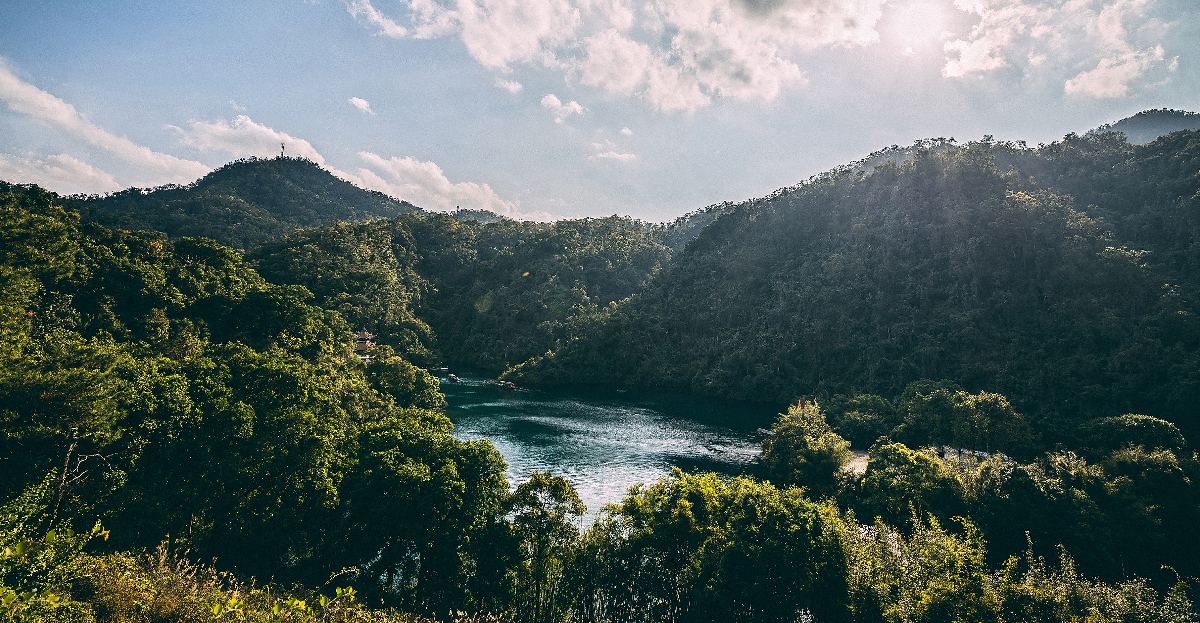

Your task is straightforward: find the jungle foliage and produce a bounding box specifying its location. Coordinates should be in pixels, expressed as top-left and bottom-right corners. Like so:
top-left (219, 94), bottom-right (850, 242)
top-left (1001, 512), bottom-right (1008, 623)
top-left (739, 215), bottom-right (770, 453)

top-left (7, 120), bottom-right (1200, 621)
top-left (773, 390), bottom-right (1200, 586)
top-left (0, 182), bottom-right (517, 616)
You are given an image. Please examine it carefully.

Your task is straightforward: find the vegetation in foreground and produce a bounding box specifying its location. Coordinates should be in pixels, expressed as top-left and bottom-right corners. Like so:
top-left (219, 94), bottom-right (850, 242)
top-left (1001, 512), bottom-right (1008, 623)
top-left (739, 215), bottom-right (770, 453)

top-left (5, 118), bottom-right (1200, 621)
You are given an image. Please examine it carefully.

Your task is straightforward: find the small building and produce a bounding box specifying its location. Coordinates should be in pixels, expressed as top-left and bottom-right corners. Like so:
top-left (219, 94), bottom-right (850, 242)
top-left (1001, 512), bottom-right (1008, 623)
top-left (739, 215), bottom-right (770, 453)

top-left (354, 330), bottom-right (375, 362)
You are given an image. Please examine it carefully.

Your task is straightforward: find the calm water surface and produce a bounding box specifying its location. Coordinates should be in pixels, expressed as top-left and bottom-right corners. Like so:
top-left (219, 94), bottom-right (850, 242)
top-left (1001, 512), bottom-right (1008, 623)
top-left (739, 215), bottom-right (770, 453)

top-left (441, 373), bottom-right (782, 520)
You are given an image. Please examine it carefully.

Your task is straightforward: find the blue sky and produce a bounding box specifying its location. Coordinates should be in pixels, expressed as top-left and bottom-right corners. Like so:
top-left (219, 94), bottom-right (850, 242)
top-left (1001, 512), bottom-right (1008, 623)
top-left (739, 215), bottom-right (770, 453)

top-left (1, 0), bottom-right (1197, 221)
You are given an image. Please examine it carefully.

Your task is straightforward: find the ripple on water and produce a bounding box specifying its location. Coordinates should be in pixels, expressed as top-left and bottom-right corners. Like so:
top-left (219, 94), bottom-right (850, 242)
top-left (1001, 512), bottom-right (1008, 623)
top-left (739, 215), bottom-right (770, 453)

top-left (443, 375), bottom-right (778, 522)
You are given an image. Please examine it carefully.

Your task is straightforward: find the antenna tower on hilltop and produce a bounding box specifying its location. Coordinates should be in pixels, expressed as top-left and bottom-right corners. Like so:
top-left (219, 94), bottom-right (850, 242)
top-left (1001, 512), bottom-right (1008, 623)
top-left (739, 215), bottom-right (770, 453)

top-left (280, 143), bottom-right (286, 158)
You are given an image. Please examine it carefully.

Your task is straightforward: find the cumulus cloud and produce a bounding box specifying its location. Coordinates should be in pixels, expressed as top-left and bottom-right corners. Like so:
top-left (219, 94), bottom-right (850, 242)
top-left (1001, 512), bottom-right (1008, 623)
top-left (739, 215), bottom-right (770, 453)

top-left (541, 93), bottom-right (585, 123)
top-left (495, 77), bottom-right (523, 93)
top-left (943, 0), bottom-right (1173, 98)
top-left (620, 127), bottom-right (632, 135)
top-left (354, 151), bottom-right (550, 219)
top-left (170, 115), bottom-right (325, 164)
top-left (942, 0), bottom-right (1043, 77)
top-left (346, 0), bottom-right (1180, 109)
top-left (349, 97), bottom-right (375, 115)
top-left (0, 59), bottom-right (210, 183)
top-left (353, 0), bottom-right (579, 68)
top-left (0, 152), bottom-right (121, 194)
top-left (1065, 45), bottom-right (1164, 98)
top-left (343, 0), bottom-right (885, 112)
top-left (454, 0), bottom-right (581, 69)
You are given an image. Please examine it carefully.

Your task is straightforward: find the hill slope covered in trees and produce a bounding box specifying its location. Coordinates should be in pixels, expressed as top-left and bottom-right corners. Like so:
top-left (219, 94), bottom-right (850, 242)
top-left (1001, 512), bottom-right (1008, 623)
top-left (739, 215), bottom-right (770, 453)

top-left (1090, 108), bottom-right (1200, 144)
top-left (509, 129), bottom-right (1200, 439)
top-left (6, 122), bottom-right (1200, 621)
top-left (71, 157), bottom-right (423, 250)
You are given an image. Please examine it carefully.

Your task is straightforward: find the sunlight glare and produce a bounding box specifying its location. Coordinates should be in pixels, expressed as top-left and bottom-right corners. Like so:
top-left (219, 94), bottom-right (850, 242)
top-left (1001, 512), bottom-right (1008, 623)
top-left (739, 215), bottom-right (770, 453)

top-left (885, 0), bottom-right (952, 50)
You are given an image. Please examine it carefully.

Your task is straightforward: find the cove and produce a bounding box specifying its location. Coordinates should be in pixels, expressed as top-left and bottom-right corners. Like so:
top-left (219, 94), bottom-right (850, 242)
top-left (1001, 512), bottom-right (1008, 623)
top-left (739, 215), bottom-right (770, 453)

top-left (441, 373), bottom-right (783, 521)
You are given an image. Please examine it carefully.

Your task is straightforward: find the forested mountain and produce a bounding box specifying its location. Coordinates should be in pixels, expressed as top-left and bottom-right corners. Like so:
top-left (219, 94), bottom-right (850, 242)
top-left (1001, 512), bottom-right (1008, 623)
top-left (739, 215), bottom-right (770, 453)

top-left (1090, 108), bottom-right (1200, 144)
top-left (7, 114), bottom-right (1200, 622)
top-left (250, 213), bottom-right (670, 370)
top-left (509, 129), bottom-right (1200, 440)
top-left (70, 157), bottom-right (423, 250)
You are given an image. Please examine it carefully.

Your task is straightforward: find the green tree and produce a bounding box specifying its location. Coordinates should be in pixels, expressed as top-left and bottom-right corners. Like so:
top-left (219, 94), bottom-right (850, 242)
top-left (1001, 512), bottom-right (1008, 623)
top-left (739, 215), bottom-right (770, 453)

top-left (855, 442), bottom-right (963, 529)
top-left (762, 400), bottom-right (852, 496)
top-left (510, 472), bottom-right (585, 623)
top-left (900, 389), bottom-right (1035, 457)
top-left (367, 355), bottom-right (446, 409)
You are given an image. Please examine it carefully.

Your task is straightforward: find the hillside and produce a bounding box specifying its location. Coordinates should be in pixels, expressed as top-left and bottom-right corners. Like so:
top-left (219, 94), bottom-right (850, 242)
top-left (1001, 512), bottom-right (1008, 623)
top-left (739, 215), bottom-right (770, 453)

top-left (70, 156), bottom-right (424, 250)
top-left (7, 129), bottom-right (1200, 619)
top-left (1089, 108), bottom-right (1200, 144)
top-left (508, 129), bottom-right (1200, 438)
top-left (249, 212), bottom-right (671, 370)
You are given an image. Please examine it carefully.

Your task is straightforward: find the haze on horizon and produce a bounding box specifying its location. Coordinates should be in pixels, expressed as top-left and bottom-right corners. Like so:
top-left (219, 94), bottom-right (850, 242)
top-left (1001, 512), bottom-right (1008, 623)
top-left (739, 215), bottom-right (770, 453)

top-left (1, 0), bottom-right (1197, 221)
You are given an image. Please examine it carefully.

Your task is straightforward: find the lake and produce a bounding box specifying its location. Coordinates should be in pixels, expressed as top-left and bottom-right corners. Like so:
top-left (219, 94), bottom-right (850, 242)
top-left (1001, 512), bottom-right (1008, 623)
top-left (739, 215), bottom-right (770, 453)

top-left (441, 373), bottom-right (784, 521)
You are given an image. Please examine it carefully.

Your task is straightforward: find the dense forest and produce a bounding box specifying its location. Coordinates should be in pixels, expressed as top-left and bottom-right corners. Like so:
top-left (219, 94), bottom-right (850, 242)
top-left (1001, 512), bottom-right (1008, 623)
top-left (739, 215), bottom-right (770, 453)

top-left (5, 112), bottom-right (1200, 621)
top-left (509, 129), bottom-right (1200, 443)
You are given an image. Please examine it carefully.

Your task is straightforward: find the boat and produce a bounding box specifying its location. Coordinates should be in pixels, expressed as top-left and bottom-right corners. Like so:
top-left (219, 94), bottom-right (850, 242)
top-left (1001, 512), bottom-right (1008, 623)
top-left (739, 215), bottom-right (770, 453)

top-left (496, 381), bottom-right (517, 390)
top-left (447, 373), bottom-right (459, 383)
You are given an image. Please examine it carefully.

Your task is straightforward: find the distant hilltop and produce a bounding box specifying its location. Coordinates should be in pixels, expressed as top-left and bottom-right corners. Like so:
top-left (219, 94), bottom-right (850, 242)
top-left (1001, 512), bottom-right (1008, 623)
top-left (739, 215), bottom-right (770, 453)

top-left (15, 109), bottom-right (1194, 252)
top-left (68, 156), bottom-right (426, 251)
top-left (1088, 108), bottom-right (1200, 144)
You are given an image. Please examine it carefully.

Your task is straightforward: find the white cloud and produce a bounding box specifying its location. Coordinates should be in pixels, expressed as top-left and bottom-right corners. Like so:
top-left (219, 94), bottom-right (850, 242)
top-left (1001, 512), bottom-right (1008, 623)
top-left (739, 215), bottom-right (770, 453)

top-left (349, 96), bottom-right (375, 114)
top-left (0, 59), bottom-right (210, 184)
top-left (345, 0), bottom-right (408, 37)
top-left (354, 151), bottom-right (552, 219)
top-left (169, 115), bottom-right (325, 164)
top-left (1065, 45), bottom-right (1163, 98)
top-left (589, 150), bottom-right (636, 162)
top-left (344, 0), bottom-right (1180, 109)
top-left (0, 152), bottom-right (121, 194)
top-left (495, 77), bottom-right (524, 93)
top-left (942, 0), bottom-right (1042, 77)
top-left (573, 0), bottom-right (884, 110)
top-left (942, 0), bottom-right (1172, 98)
top-left (352, 0), bottom-right (579, 69)
top-left (579, 29), bottom-right (654, 95)
top-left (541, 93), bottom-right (585, 123)
top-left (620, 126), bottom-right (632, 135)
top-left (343, 0), bottom-right (886, 112)
top-left (455, 0), bottom-right (581, 70)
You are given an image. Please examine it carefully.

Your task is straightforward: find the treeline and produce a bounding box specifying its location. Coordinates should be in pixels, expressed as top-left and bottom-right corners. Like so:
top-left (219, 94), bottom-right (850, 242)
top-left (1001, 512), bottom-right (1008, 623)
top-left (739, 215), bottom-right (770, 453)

top-left (508, 130), bottom-right (1200, 444)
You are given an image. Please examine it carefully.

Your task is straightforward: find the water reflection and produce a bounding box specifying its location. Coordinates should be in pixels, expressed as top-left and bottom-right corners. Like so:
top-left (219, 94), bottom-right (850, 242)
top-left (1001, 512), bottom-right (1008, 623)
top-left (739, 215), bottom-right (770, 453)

top-left (442, 374), bottom-right (781, 521)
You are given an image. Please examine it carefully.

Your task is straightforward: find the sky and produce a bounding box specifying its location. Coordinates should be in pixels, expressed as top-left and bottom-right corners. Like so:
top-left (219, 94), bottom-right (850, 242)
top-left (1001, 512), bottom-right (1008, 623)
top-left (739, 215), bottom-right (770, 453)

top-left (1, 0), bottom-right (1197, 221)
